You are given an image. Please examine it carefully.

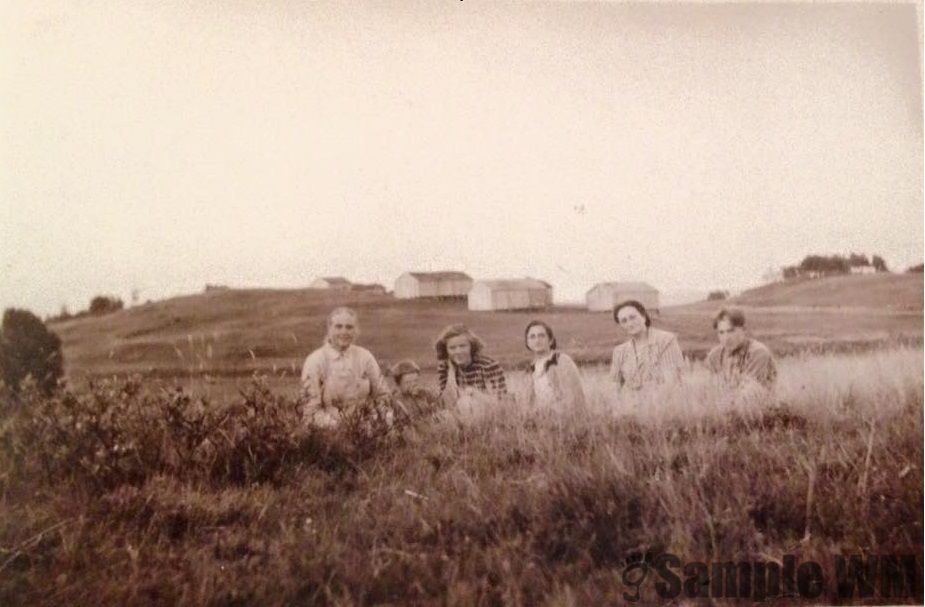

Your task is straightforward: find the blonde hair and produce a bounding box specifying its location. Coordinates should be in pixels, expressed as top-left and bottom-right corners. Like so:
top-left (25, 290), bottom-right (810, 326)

top-left (433, 324), bottom-right (485, 361)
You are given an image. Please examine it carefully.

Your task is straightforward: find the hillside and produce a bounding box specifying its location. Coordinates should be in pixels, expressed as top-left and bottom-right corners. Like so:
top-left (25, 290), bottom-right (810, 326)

top-left (732, 273), bottom-right (923, 310)
top-left (51, 289), bottom-right (629, 379)
top-left (48, 275), bottom-right (922, 383)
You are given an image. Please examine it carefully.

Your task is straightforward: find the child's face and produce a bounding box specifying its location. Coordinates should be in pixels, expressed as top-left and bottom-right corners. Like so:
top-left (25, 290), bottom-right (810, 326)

top-left (398, 372), bottom-right (420, 394)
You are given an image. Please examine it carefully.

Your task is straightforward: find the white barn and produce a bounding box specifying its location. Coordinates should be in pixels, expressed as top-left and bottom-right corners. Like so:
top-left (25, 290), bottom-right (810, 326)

top-left (394, 271), bottom-right (473, 299)
top-left (468, 279), bottom-right (553, 311)
top-left (310, 277), bottom-right (352, 290)
top-left (586, 281), bottom-right (659, 313)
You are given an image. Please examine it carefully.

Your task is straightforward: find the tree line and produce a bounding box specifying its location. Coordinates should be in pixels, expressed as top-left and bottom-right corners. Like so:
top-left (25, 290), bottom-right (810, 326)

top-left (48, 294), bottom-right (124, 322)
top-left (781, 253), bottom-right (888, 279)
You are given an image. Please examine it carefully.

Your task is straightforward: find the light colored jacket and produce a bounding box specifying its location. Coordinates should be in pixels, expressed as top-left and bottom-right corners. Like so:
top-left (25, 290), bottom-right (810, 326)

top-left (610, 327), bottom-right (685, 390)
top-left (706, 338), bottom-right (777, 388)
top-left (300, 342), bottom-right (389, 426)
top-left (524, 351), bottom-right (587, 408)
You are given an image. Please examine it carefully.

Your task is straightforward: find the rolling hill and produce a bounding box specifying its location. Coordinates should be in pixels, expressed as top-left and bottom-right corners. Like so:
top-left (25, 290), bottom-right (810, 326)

top-left (732, 273), bottom-right (922, 310)
top-left (48, 274), bottom-right (922, 382)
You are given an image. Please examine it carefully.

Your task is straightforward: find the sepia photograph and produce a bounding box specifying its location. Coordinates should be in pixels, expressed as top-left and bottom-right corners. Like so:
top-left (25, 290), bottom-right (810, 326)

top-left (1, 1), bottom-right (923, 605)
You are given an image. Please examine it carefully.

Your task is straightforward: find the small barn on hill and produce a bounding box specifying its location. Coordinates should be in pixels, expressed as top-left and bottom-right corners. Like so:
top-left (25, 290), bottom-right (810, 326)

top-left (586, 282), bottom-right (659, 313)
top-left (311, 277), bottom-right (352, 290)
top-left (394, 271), bottom-right (473, 299)
top-left (468, 279), bottom-right (553, 311)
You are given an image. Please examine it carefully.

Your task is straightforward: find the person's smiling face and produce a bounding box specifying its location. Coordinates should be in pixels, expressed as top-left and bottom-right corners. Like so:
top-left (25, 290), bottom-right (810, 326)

top-left (446, 335), bottom-right (473, 366)
top-left (327, 311), bottom-right (358, 350)
top-left (617, 306), bottom-right (646, 337)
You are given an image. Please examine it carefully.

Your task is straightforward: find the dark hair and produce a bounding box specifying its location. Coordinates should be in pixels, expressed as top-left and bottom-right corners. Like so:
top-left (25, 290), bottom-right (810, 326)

top-left (434, 324), bottom-right (485, 361)
top-left (613, 300), bottom-right (651, 327)
top-left (524, 320), bottom-right (557, 351)
top-left (712, 307), bottom-right (746, 330)
top-left (388, 359), bottom-right (420, 384)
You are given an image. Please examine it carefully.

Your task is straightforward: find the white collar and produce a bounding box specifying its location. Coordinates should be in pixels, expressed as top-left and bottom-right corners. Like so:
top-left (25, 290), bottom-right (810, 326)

top-left (324, 341), bottom-right (352, 358)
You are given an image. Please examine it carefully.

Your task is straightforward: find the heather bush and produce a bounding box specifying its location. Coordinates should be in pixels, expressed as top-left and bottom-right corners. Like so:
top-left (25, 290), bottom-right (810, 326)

top-left (0, 375), bottom-right (408, 493)
top-left (0, 308), bottom-right (63, 395)
top-left (0, 347), bottom-right (921, 605)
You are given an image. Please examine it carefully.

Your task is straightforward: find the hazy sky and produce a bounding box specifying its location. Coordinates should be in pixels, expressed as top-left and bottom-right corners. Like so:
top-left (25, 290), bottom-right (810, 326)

top-left (2, 1), bottom-right (922, 315)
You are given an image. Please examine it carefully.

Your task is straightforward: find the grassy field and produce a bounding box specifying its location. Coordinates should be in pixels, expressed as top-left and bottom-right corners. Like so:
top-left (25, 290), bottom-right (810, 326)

top-left (49, 275), bottom-right (923, 388)
top-left (0, 345), bottom-right (921, 605)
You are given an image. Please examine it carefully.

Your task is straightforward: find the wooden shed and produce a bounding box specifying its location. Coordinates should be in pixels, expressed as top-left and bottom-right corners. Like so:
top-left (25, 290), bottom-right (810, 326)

top-left (586, 281), bottom-right (659, 313)
top-left (394, 271), bottom-right (473, 299)
top-left (468, 279), bottom-right (553, 311)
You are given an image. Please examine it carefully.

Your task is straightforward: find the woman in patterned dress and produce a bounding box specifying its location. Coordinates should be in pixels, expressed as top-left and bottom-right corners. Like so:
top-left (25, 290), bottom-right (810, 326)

top-left (610, 300), bottom-right (685, 390)
top-left (434, 324), bottom-right (507, 405)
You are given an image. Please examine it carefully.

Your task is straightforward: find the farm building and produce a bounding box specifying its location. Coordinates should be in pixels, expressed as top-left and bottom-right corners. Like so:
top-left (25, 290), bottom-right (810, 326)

top-left (468, 279), bottom-right (553, 311)
top-left (586, 281), bottom-right (659, 313)
top-left (310, 277), bottom-right (352, 290)
top-left (394, 271), bottom-right (473, 299)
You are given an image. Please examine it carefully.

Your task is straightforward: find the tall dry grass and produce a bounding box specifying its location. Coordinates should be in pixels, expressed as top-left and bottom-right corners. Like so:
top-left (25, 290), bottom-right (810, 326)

top-left (0, 347), bottom-right (921, 605)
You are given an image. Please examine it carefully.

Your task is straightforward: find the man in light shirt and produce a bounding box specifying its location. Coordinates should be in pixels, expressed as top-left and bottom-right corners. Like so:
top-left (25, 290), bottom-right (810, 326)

top-left (706, 307), bottom-right (777, 392)
top-left (300, 307), bottom-right (390, 428)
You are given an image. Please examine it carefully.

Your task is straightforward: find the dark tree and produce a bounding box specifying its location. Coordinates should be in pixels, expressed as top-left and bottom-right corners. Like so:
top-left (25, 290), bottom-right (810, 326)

top-left (906, 263), bottom-right (923, 274)
top-left (871, 255), bottom-right (889, 273)
top-left (0, 308), bottom-right (64, 394)
top-left (797, 254), bottom-right (850, 276)
top-left (707, 290), bottom-right (729, 301)
top-left (848, 252), bottom-right (870, 268)
top-left (89, 295), bottom-right (124, 315)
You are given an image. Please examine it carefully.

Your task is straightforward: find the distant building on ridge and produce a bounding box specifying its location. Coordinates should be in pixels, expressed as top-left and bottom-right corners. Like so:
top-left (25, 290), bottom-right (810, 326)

top-left (586, 281), bottom-right (659, 314)
top-left (468, 278), bottom-right (552, 311)
top-left (394, 271), bottom-right (473, 299)
top-left (311, 277), bottom-right (352, 290)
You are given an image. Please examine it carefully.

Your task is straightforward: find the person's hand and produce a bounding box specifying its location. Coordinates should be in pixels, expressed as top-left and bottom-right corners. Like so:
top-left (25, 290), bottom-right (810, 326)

top-left (306, 407), bottom-right (339, 429)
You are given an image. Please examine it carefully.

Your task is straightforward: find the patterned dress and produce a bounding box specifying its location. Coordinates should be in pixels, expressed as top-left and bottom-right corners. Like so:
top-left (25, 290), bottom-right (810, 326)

top-left (437, 354), bottom-right (507, 396)
top-left (610, 328), bottom-right (685, 390)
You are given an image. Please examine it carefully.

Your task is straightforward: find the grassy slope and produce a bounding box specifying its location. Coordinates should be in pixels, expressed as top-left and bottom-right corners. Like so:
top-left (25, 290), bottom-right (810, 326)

top-left (732, 273), bottom-right (923, 309)
top-left (50, 274), bottom-right (923, 380)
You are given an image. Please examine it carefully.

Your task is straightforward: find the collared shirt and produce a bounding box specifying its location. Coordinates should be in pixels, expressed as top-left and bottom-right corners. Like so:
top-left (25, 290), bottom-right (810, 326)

top-left (610, 328), bottom-right (685, 390)
top-left (300, 342), bottom-right (389, 415)
top-left (437, 354), bottom-right (507, 395)
top-left (706, 338), bottom-right (777, 388)
top-left (525, 351), bottom-right (587, 409)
